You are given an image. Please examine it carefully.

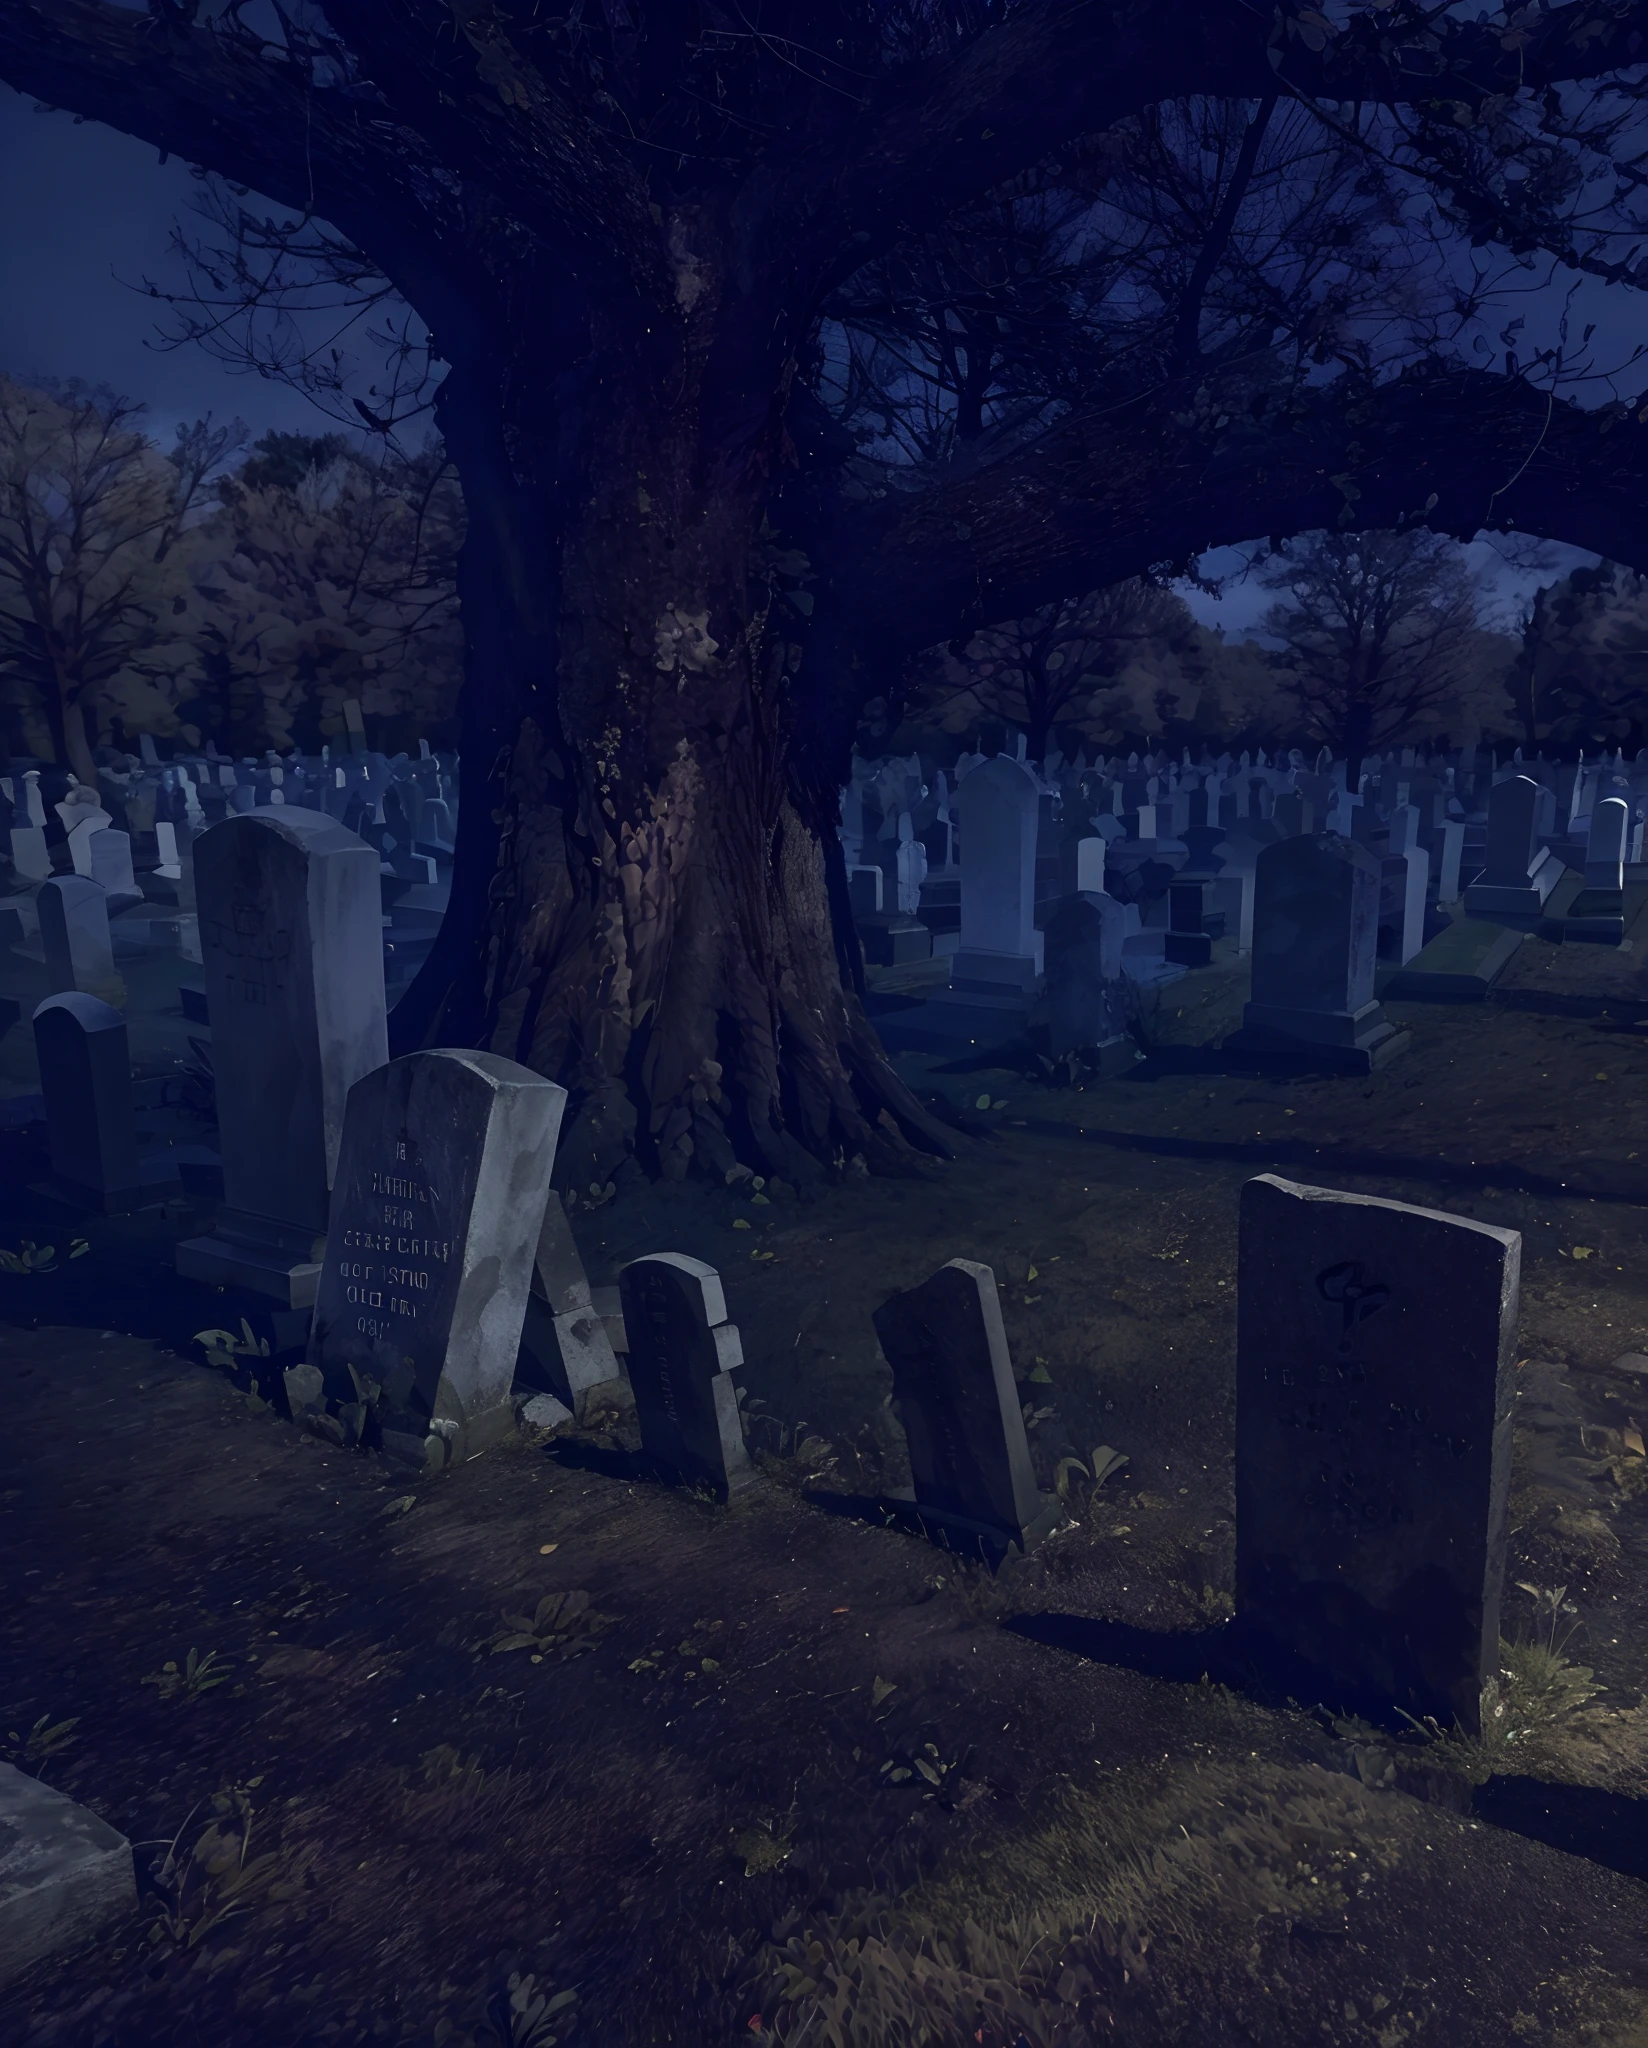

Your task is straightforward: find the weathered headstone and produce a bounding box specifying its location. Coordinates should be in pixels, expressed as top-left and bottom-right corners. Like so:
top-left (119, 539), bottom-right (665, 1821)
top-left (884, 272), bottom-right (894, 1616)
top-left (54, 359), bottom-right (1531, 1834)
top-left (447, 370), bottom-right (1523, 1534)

top-left (1564, 795), bottom-right (1629, 943)
top-left (1043, 890), bottom-right (1132, 1064)
top-left (619, 1253), bottom-right (750, 1496)
top-left (515, 1190), bottom-right (622, 1412)
top-left (0, 1761), bottom-right (136, 1991)
top-left (86, 827), bottom-right (140, 910)
top-left (37, 875), bottom-right (122, 1007)
top-left (1226, 835), bottom-right (1406, 1072)
top-left (305, 1050), bottom-right (565, 1468)
top-left (941, 754), bottom-right (1042, 1006)
top-left (31, 992), bottom-right (174, 1211)
top-left (176, 809), bottom-right (388, 1307)
top-left (1235, 1173), bottom-right (1520, 1732)
top-left (872, 1258), bottom-right (1060, 1561)
top-left (1463, 774), bottom-right (1560, 923)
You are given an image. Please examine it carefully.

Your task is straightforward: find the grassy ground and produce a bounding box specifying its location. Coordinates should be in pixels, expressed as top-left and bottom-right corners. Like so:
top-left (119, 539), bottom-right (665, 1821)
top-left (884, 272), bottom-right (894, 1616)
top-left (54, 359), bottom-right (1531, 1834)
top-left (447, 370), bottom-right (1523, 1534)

top-left (5, 937), bottom-right (1648, 2044)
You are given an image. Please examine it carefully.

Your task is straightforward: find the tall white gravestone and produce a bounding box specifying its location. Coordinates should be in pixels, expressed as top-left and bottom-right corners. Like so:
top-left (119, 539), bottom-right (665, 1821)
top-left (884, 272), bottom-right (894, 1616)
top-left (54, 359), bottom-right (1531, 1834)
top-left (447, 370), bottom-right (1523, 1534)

top-left (176, 809), bottom-right (388, 1307)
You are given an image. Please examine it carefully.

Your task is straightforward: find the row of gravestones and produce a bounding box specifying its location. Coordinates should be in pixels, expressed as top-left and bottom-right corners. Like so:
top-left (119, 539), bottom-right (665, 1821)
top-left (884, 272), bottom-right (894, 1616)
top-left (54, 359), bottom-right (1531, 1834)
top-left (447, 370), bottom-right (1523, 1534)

top-left (25, 806), bottom-right (1521, 1738)
top-left (931, 764), bottom-right (1638, 1071)
top-left (310, 1038), bottom-right (1519, 1743)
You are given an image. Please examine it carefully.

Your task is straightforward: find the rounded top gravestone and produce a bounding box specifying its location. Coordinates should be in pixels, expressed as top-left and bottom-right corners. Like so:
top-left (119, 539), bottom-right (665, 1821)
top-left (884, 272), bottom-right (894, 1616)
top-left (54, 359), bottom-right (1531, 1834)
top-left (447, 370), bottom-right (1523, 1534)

top-left (193, 807), bottom-right (388, 1233)
top-left (1250, 832), bottom-right (1380, 1018)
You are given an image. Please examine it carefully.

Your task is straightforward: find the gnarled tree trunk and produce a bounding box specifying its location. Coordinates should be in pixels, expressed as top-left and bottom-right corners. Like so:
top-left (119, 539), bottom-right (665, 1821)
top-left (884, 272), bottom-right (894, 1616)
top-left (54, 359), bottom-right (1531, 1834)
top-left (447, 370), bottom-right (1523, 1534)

top-left (391, 323), bottom-right (952, 1189)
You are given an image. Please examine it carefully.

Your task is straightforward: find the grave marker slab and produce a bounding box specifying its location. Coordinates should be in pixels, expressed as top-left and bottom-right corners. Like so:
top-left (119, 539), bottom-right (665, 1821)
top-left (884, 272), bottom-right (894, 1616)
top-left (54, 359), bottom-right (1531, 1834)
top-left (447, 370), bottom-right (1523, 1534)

top-left (1043, 890), bottom-right (1134, 1064)
top-left (37, 875), bottom-right (122, 1007)
top-left (307, 1049), bottom-right (565, 1468)
top-left (0, 1761), bottom-right (136, 1991)
top-left (619, 1253), bottom-right (751, 1496)
top-left (1236, 1174), bottom-right (1519, 1731)
top-left (176, 809), bottom-right (388, 1308)
top-left (31, 992), bottom-right (175, 1211)
top-left (872, 1258), bottom-right (1060, 1562)
top-left (1226, 835), bottom-right (1406, 1072)
top-left (1464, 774), bottom-right (1560, 924)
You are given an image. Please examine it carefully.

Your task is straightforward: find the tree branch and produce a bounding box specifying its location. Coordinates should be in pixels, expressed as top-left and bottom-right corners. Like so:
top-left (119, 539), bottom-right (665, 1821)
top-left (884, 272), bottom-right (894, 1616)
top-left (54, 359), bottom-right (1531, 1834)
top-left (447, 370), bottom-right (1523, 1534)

top-left (807, 368), bottom-right (1648, 672)
top-left (759, 0), bottom-right (1648, 285)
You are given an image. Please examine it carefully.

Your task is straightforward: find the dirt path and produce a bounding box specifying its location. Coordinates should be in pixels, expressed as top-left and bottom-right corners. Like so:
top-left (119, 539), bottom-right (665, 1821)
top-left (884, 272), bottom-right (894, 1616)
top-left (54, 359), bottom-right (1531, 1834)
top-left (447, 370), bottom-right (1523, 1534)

top-left (5, 982), bottom-right (1648, 2045)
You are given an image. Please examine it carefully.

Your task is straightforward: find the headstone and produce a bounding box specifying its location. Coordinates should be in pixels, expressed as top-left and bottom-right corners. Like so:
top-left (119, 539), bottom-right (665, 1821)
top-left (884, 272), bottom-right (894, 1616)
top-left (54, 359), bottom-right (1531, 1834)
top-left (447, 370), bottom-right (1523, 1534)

top-left (1043, 891), bottom-right (1132, 1062)
top-left (0, 1760), bottom-right (136, 1992)
top-left (1235, 1173), bottom-right (1520, 1733)
top-left (86, 828), bottom-right (141, 910)
top-left (139, 733), bottom-right (161, 767)
top-left (515, 1191), bottom-right (622, 1411)
top-left (9, 825), bottom-right (50, 881)
top-left (942, 754), bottom-right (1043, 1006)
top-left (64, 810), bottom-right (113, 876)
top-left (1584, 796), bottom-right (1629, 892)
top-left (1463, 775), bottom-right (1560, 923)
top-left (37, 876), bottom-right (121, 1006)
top-left (343, 697), bottom-right (368, 755)
top-left (872, 1259), bottom-right (1060, 1561)
top-left (305, 1050), bottom-right (565, 1468)
top-left (1227, 835), bottom-right (1406, 1072)
top-left (1564, 795), bottom-right (1629, 944)
top-left (31, 992), bottom-right (174, 1211)
top-left (175, 810), bottom-right (389, 1308)
top-left (619, 1254), bottom-right (751, 1497)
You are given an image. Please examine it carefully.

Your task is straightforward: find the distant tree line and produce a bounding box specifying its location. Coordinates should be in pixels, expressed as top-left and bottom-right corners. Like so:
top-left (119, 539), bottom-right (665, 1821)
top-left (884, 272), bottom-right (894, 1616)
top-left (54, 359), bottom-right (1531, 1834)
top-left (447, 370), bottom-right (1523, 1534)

top-left (0, 376), bottom-right (463, 777)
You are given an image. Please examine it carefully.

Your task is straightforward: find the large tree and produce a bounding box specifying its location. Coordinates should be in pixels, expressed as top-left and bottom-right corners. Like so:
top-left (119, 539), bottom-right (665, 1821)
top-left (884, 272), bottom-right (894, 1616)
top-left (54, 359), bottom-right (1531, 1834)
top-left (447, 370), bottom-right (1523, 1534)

top-left (8, 1), bottom-right (1648, 1187)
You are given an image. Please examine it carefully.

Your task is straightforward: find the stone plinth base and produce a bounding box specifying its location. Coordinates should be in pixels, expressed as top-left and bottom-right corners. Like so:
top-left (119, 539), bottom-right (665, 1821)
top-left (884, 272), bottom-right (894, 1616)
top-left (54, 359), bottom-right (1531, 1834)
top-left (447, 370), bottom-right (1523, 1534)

top-left (177, 1208), bottom-right (322, 1308)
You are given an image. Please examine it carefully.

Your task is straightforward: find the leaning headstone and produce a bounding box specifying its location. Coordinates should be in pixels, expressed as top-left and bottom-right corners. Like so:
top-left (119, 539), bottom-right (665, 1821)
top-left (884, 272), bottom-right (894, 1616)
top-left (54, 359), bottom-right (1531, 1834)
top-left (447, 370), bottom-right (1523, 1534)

top-left (1235, 1173), bottom-right (1520, 1733)
top-left (619, 1253), bottom-right (751, 1497)
top-left (176, 809), bottom-right (388, 1308)
top-left (1225, 835), bottom-right (1406, 1072)
top-left (0, 1760), bottom-right (136, 1992)
top-left (515, 1190), bottom-right (622, 1412)
top-left (1463, 774), bottom-right (1560, 923)
top-left (1043, 891), bottom-right (1133, 1065)
top-left (304, 1050), bottom-right (565, 1468)
top-left (86, 827), bottom-right (141, 911)
top-left (37, 875), bottom-right (122, 1007)
top-left (31, 993), bottom-right (174, 1211)
top-left (872, 1258), bottom-right (1060, 1562)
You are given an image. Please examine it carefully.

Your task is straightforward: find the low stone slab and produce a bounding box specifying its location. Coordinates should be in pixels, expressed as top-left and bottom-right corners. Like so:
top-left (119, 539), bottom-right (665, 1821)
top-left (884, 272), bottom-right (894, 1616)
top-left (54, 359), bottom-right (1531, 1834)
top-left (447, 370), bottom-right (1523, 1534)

top-left (1381, 918), bottom-right (1523, 1002)
top-left (0, 1762), bottom-right (135, 1989)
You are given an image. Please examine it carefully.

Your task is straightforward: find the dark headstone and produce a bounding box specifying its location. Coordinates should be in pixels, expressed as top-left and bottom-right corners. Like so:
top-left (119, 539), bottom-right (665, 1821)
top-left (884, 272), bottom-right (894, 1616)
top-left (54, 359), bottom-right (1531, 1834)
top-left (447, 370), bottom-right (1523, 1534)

top-left (175, 809), bottom-right (388, 1307)
top-left (306, 1049), bottom-right (565, 1469)
top-left (1043, 891), bottom-right (1129, 1059)
top-left (1226, 834), bottom-right (1406, 1073)
top-left (619, 1254), bottom-right (750, 1497)
top-left (1236, 1173), bottom-right (1520, 1733)
top-left (30, 993), bottom-right (174, 1211)
top-left (872, 1259), bottom-right (1059, 1560)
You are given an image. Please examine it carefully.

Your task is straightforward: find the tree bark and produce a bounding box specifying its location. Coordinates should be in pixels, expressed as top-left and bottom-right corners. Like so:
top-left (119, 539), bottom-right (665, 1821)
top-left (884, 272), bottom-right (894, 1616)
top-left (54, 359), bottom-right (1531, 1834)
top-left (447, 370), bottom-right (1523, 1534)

top-left (390, 327), bottom-right (953, 1189)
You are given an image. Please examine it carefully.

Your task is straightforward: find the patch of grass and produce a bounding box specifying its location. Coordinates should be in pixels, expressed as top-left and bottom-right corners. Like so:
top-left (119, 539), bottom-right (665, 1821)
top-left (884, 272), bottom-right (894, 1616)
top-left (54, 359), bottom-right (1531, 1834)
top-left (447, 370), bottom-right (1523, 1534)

top-left (147, 1781), bottom-right (296, 1950)
top-left (1, 1710), bottom-right (79, 1777)
top-left (142, 1647), bottom-right (234, 1700)
top-left (434, 1973), bottom-right (578, 2048)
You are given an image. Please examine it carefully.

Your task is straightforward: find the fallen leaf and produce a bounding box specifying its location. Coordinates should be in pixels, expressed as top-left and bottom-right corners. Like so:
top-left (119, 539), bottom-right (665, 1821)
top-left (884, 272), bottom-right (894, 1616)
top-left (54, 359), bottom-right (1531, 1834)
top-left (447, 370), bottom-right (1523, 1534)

top-left (1625, 1426), bottom-right (1645, 1457)
top-left (539, 1542), bottom-right (558, 1555)
top-left (380, 1494), bottom-right (416, 1517)
top-left (871, 1674), bottom-right (897, 1706)
top-left (732, 1218), bottom-right (752, 1230)
top-left (1572, 1246), bottom-right (1596, 1260)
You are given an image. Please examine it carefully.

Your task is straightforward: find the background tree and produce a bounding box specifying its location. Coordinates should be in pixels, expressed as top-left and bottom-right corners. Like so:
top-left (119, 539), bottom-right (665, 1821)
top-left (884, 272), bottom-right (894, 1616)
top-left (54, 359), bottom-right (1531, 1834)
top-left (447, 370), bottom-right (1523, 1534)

top-left (0, 376), bottom-right (237, 778)
top-left (911, 579), bottom-right (1204, 757)
top-left (10, 3), bottom-right (1648, 1185)
top-left (1508, 561), bottom-right (1648, 751)
top-left (185, 435), bottom-right (463, 755)
top-left (1258, 528), bottom-right (1493, 789)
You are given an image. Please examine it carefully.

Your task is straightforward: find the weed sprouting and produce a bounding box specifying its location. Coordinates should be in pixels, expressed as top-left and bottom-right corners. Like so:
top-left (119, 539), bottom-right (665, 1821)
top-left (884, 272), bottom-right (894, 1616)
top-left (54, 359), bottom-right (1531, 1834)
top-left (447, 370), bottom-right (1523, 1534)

top-left (1, 1710), bottom-right (80, 1777)
top-left (142, 1647), bottom-right (234, 1700)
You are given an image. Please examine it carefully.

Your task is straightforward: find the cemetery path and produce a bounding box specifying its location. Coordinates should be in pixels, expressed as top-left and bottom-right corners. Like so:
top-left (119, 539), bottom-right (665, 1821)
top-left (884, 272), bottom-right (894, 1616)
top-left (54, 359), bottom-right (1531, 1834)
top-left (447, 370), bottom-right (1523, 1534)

top-left (6, 984), bottom-right (1648, 2042)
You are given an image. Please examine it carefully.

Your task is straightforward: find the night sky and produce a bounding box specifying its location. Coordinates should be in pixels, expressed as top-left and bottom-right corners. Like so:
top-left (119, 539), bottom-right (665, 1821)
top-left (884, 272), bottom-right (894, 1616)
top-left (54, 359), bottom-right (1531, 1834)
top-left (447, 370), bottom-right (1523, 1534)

top-left (0, 84), bottom-right (1615, 637)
